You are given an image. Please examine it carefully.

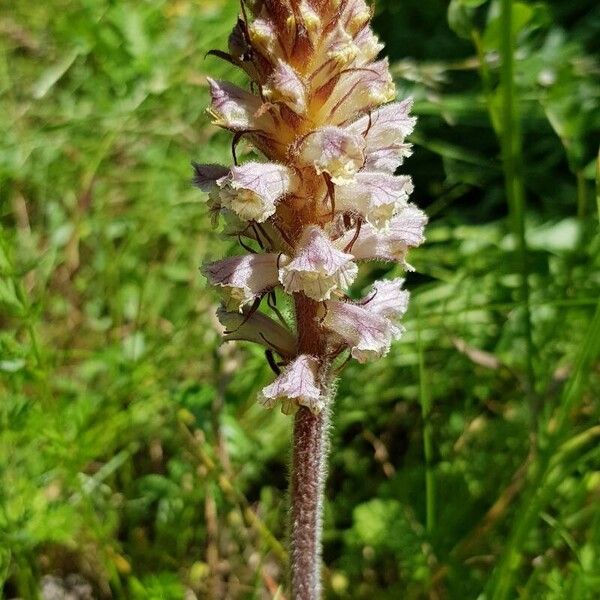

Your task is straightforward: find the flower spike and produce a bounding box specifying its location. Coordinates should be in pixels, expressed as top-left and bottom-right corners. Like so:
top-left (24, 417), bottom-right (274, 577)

top-left (195, 1), bottom-right (427, 595)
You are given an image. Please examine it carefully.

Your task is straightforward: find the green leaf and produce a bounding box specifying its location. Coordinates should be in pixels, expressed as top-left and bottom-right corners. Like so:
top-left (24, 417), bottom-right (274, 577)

top-left (448, 0), bottom-right (488, 40)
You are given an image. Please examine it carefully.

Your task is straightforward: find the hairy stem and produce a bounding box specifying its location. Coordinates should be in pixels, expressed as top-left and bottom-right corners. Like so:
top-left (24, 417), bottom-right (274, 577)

top-left (290, 295), bottom-right (330, 600)
top-left (291, 407), bottom-right (329, 600)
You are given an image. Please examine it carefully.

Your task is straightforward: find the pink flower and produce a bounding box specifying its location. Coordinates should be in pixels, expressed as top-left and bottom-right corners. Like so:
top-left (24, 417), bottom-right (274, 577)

top-left (258, 355), bottom-right (324, 414)
top-left (264, 59), bottom-right (308, 115)
top-left (347, 100), bottom-right (416, 173)
top-left (217, 162), bottom-right (296, 222)
top-left (336, 172), bottom-right (414, 228)
top-left (279, 226), bottom-right (358, 300)
top-left (208, 78), bottom-right (263, 131)
top-left (298, 127), bottom-right (365, 185)
top-left (321, 278), bottom-right (410, 362)
top-left (337, 204), bottom-right (427, 267)
top-left (203, 254), bottom-right (280, 312)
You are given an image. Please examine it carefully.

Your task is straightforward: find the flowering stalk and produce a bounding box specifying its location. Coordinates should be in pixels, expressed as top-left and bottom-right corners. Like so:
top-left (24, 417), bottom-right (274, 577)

top-left (194, 1), bottom-right (426, 598)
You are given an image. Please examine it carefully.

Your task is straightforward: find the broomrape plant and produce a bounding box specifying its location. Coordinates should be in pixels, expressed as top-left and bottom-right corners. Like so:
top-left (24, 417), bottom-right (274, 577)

top-left (193, 0), bottom-right (426, 597)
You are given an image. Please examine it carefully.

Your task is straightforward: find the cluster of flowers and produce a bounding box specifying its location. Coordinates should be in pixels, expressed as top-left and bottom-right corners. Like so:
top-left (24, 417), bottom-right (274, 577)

top-left (194, 0), bottom-right (426, 414)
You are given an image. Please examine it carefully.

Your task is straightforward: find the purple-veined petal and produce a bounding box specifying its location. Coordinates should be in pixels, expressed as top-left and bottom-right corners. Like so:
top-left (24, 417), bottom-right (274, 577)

top-left (299, 0), bottom-right (322, 44)
top-left (353, 26), bottom-right (384, 64)
top-left (217, 162), bottom-right (296, 222)
top-left (258, 354), bottom-right (324, 414)
top-left (279, 226), bottom-right (358, 300)
top-left (338, 204), bottom-right (427, 265)
top-left (347, 100), bottom-right (416, 173)
top-left (322, 59), bottom-right (396, 125)
top-left (264, 59), bottom-right (307, 115)
top-left (341, 0), bottom-right (372, 35)
top-left (208, 78), bottom-right (263, 131)
top-left (362, 278), bottom-right (410, 321)
top-left (217, 308), bottom-right (296, 358)
top-left (298, 126), bottom-right (365, 184)
top-left (321, 300), bottom-right (393, 363)
top-left (204, 253), bottom-right (280, 312)
top-left (336, 172), bottom-right (414, 228)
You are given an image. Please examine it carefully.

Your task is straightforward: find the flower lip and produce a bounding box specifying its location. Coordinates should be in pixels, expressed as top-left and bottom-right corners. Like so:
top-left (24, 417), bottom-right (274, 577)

top-left (216, 162), bottom-right (296, 223)
top-left (336, 172), bottom-right (415, 229)
top-left (320, 278), bottom-right (410, 363)
top-left (336, 204), bottom-right (427, 265)
top-left (204, 253), bottom-right (280, 312)
top-left (298, 126), bottom-right (366, 185)
top-left (279, 226), bottom-right (358, 301)
top-left (207, 78), bottom-right (263, 131)
top-left (258, 354), bottom-right (324, 414)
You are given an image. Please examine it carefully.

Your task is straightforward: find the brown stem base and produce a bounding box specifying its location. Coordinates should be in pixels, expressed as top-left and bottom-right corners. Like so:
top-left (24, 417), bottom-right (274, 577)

top-left (290, 406), bottom-right (329, 600)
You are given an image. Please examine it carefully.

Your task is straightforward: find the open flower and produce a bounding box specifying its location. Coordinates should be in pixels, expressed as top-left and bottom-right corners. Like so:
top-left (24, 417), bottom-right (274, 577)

top-left (217, 162), bottom-right (296, 222)
top-left (208, 78), bottom-right (263, 131)
top-left (203, 254), bottom-right (280, 312)
top-left (258, 354), bottom-right (324, 414)
top-left (336, 172), bottom-right (414, 228)
top-left (364, 278), bottom-right (410, 322)
top-left (321, 299), bottom-right (393, 363)
top-left (298, 127), bottom-right (365, 185)
top-left (279, 226), bottom-right (358, 300)
top-left (264, 59), bottom-right (307, 115)
top-left (321, 278), bottom-right (410, 362)
top-left (347, 100), bottom-right (416, 173)
top-left (337, 204), bottom-right (427, 267)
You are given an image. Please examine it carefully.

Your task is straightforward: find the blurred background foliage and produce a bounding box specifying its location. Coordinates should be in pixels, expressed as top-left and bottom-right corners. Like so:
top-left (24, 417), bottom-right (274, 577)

top-left (0, 0), bottom-right (599, 598)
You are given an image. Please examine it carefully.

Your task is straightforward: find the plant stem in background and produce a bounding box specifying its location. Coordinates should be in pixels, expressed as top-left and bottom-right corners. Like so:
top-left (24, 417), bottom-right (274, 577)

top-left (417, 314), bottom-right (435, 532)
top-left (499, 0), bottom-right (536, 413)
top-left (487, 299), bottom-right (600, 600)
top-left (596, 149), bottom-right (600, 221)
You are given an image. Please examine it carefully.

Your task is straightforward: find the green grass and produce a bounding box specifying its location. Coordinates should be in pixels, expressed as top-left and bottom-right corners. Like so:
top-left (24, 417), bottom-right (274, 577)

top-left (1, 0), bottom-right (599, 598)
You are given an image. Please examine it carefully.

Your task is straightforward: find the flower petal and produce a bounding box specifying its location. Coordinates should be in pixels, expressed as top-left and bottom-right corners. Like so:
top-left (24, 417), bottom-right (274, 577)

top-left (258, 354), bottom-right (324, 413)
top-left (353, 26), bottom-right (384, 64)
top-left (279, 226), bottom-right (358, 300)
top-left (248, 17), bottom-right (280, 56)
top-left (347, 100), bottom-right (416, 173)
top-left (298, 126), bottom-right (365, 184)
top-left (322, 59), bottom-right (396, 125)
top-left (217, 308), bottom-right (296, 358)
top-left (208, 78), bottom-right (262, 131)
top-left (299, 0), bottom-right (322, 44)
top-left (363, 278), bottom-right (410, 322)
top-left (264, 59), bottom-right (307, 115)
top-left (341, 0), bottom-right (372, 35)
top-left (217, 162), bottom-right (296, 222)
top-left (321, 300), bottom-right (393, 363)
top-left (336, 172), bottom-right (414, 228)
top-left (204, 253), bottom-right (280, 312)
top-left (339, 204), bottom-right (427, 265)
